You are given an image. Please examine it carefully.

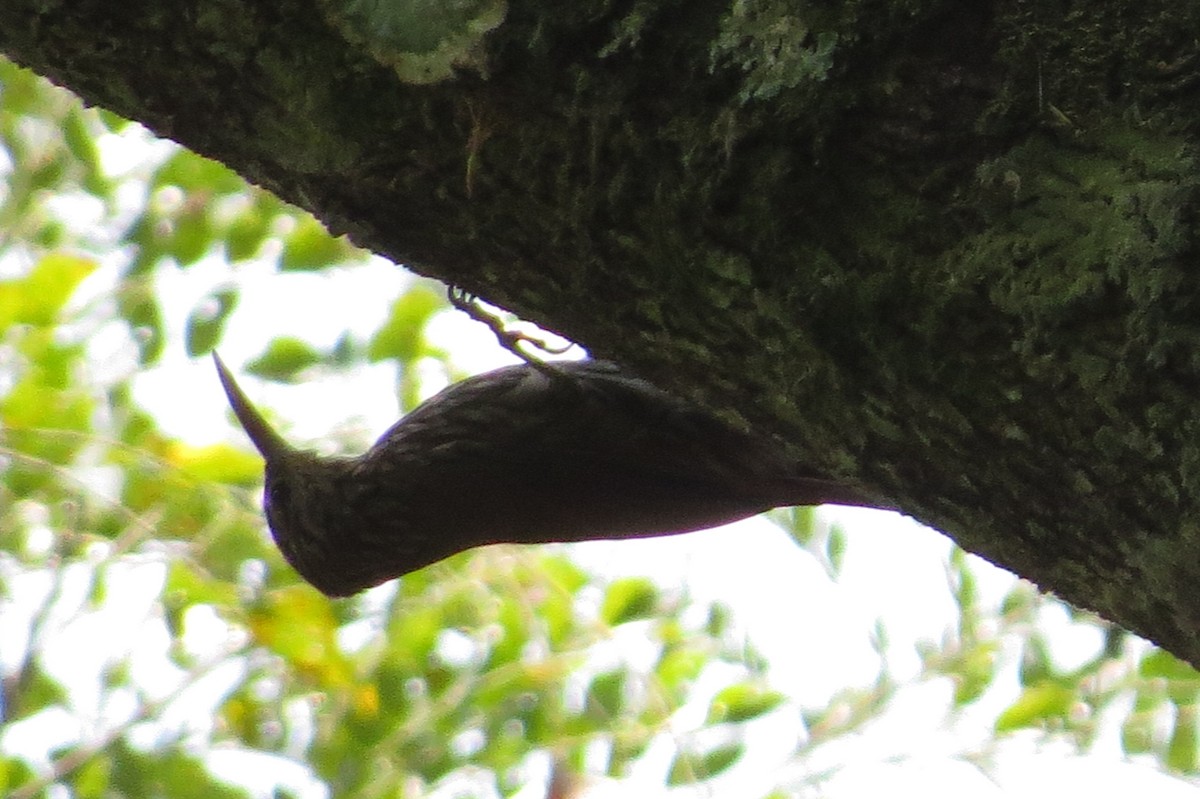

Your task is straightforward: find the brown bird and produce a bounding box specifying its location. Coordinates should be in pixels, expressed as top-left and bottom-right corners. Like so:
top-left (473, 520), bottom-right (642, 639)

top-left (214, 354), bottom-right (883, 597)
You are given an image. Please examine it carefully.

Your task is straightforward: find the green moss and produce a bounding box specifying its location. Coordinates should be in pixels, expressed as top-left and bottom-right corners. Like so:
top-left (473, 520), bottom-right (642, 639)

top-left (251, 50), bottom-right (366, 174)
top-left (710, 1), bottom-right (838, 102)
top-left (321, 0), bottom-right (507, 83)
top-left (951, 122), bottom-right (1200, 366)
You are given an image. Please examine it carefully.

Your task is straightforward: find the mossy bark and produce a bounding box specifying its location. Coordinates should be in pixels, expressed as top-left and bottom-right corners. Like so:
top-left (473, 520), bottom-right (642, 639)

top-left (6, 0), bottom-right (1200, 663)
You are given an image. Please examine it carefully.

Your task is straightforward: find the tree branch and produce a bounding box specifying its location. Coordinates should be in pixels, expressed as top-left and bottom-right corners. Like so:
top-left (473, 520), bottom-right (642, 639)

top-left (6, 0), bottom-right (1200, 663)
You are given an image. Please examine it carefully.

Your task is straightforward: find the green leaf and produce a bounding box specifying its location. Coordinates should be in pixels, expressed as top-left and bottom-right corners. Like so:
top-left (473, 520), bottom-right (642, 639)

top-left (706, 682), bottom-right (784, 724)
top-left (534, 555), bottom-right (588, 647)
top-left (995, 682), bottom-right (1075, 732)
top-left (185, 287), bottom-right (238, 356)
top-left (117, 282), bottom-right (166, 364)
top-left (0, 283), bottom-right (19, 333)
top-left (1122, 688), bottom-right (1164, 755)
top-left (0, 755), bottom-right (37, 794)
top-left (125, 214), bottom-right (171, 276)
top-left (705, 603), bottom-right (731, 637)
top-left (32, 251), bottom-right (95, 315)
top-left (29, 149), bottom-right (67, 191)
top-left (1000, 583), bottom-right (1038, 620)
top-left (777, 505), bottom-right (816, 546)
top-left (367, 284), bottom-right (444, 363)
top-left (6, 663), bottom-right (68, 720)
top-left (1140, 649), bottom-right (1200, 681)
top-left (330, 331), bottom-right (357, 366)
top-left (585, 670), bottom-right (626, 719)
top-left (4, 253), bottom-right (97, 326)
top-left (1018, 637), bottom-right (1053, 686)
top-left (486, 593), bottom-right (531, 666)
top-left (0, 59), bottom-right (49, 115)
top-left (204, 521), bottom-right (276, 585)
top-left (826, 524), bottom-right (847, 576)
top-left (667, 743), bottom-right (743, 785)
top-left (71, 754), bottom-right (112, 799)
top-left (600, 577), bottom-right (658, 626)
top-left (63, 107), bottom-right (108, 198)
top-left (656, 644), bottom-right (707, 698)
top-left (540, 554), bottom-right (588, 595)
top-left (163, 562), bottom-right (239, 629)
top-left (949, 547), bottom-right (978, 609)
top-left (280, 217), bottom-right (354, 271)
top-left (246, 337), bottom-right (321, 381)
top-left (2, 369), bottom-right (93, 439)
top-left (109, 741), bottom-right (251, 799)
top-left (386, 605), bottom-right (444, 667)
top-left (951, 641), bottom-right (998, 706)
top-left (1166, 705), bottom-right (1198, 773)
top-left (155, 149), bottom-right (244, 194)
top-left (224, 207), bottom-right (270, 261)
top-left (609, 727), bottom-right (653, 775)
top-left (169, 207), bottom-right (215, 266)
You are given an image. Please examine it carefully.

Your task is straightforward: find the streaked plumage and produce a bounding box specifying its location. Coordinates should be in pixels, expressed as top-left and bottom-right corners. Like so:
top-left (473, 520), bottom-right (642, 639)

top-left (215, 355), bottom-right (882, 597)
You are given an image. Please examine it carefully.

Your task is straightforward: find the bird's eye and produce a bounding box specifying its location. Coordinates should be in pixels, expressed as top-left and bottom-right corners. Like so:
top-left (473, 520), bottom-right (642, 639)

top-left (265, 478), bottom-right (290, 517)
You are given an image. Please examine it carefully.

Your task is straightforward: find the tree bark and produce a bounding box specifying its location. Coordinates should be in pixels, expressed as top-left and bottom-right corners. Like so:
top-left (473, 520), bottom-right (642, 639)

top-left (6, 0), bottom-right (1200, 664)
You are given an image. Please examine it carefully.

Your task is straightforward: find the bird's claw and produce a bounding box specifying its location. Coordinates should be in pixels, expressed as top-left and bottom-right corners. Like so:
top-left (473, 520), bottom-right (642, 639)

top-left (447, 287), bottom-right (573, 366)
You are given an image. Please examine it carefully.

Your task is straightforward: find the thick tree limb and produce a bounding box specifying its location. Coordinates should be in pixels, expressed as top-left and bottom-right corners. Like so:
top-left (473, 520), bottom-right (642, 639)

top-left (6, 1), bottom-right (1200, 663)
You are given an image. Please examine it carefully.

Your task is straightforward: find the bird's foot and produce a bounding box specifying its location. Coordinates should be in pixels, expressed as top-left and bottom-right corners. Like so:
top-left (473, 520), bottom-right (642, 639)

top-left (447, 287), bottom-right (573, 368)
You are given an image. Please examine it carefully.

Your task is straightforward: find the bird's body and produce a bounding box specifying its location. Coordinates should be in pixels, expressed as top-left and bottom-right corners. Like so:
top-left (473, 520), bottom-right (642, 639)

top-left (215, 356), bottom-right (881, 597)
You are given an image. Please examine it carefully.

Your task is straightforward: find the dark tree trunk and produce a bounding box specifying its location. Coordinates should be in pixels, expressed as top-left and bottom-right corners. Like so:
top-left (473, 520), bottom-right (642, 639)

top-left (6, 0), bottom-right (1200, 663)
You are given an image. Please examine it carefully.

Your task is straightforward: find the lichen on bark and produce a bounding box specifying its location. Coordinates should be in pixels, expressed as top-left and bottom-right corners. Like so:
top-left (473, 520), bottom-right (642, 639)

top-left (320, 0), bottom-right (507, 83)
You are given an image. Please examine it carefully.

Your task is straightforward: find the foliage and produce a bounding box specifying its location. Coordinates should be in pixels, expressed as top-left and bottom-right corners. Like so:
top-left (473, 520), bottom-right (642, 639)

top-left (1, 57), bottom-right (1198, 799)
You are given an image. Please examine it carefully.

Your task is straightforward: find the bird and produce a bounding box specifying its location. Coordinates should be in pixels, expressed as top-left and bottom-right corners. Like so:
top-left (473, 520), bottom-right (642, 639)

top-left (214, 354), bottom-right (884, 597)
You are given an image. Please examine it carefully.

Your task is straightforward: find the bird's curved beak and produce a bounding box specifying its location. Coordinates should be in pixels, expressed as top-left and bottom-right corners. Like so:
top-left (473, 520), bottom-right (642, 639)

top-left (212, 352), bottom-right (291, 461)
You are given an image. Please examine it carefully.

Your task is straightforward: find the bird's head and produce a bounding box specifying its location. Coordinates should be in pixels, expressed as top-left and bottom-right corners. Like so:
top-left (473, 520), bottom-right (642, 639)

top-left (213, 353), bottom-right (370, 597)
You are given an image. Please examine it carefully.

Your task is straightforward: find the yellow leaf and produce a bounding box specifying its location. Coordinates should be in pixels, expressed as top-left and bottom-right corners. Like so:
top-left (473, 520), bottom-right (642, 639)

top-left (248, 586), bottom-right (352, 687)
top-left (352, 684), bottom-right (380, 718)
top-left (166, 441), bottom-right (263, 485)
